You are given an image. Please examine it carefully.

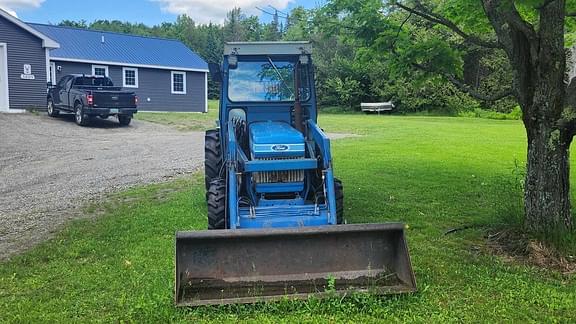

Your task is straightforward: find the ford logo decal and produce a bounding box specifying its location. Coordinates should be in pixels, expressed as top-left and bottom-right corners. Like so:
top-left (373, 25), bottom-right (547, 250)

top-left (272, 144), bottom-right (289, 151)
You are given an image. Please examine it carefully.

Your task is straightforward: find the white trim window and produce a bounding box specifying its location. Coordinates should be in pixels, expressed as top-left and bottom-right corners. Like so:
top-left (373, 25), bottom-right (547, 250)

top-left (92, 64), bottom-right (109, 77)
top-left (171, 71), bottom-right (186, 94)
top-left (122, 67), bottom-right (138, 88)
top-left (49, 62), bottom-right (56, 85)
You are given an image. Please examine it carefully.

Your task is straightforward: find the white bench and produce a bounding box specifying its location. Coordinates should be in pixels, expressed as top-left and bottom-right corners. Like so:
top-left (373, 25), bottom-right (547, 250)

top-left (361, 102), bottom-right (394, 114)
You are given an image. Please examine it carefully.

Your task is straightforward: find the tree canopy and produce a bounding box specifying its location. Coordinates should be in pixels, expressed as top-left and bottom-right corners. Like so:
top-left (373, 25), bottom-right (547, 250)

top-left (58, 4), bottom-right (549, 113)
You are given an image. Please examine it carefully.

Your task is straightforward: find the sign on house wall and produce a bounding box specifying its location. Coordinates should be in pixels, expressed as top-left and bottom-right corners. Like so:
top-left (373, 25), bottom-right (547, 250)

top-left (20, 64), bottom-right (35, 80)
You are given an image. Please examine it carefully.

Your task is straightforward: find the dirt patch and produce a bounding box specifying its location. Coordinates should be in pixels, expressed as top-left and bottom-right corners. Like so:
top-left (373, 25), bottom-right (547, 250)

top-left (486, 230), bottom-right (576, 275)
top-left (326, 133), bottom-right (361, 140)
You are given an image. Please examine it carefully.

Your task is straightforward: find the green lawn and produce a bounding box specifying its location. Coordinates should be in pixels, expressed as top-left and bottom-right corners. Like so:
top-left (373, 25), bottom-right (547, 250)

top-left (2, 112), bottom-right (576, 322)
top-left (135, 100), bottom-right (220, 131)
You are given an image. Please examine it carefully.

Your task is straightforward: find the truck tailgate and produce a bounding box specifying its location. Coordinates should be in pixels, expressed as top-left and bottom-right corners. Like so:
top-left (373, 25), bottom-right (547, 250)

top-left (93, 91), bottom-right (136, 108)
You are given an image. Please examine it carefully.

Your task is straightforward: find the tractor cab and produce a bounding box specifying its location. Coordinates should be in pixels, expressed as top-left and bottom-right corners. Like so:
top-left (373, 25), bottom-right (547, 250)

top-left (207, 41), bottom-right (340, 229)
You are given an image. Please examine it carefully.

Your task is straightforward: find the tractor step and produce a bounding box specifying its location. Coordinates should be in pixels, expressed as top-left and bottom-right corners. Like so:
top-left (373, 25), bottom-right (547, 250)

top-left (175, 223), bottom-right (416, 306)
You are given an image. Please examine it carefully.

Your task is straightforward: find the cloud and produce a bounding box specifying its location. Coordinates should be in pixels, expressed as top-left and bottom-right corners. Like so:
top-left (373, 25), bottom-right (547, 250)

top-left (0, 6), bottom-right (18, 17)
top-left (153, 0), bottom-right (293, 24)
top-left (0, 0), bottom-right (44, 17)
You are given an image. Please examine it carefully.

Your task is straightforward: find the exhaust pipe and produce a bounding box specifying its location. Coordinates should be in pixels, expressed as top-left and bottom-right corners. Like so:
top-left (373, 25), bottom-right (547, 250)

top-left (175, 223), bottom-right (416, 306)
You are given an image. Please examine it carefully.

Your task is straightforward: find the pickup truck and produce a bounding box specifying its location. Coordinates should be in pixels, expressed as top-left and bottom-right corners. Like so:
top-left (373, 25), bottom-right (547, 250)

top-left (47, 74), bottom-right (138, 126)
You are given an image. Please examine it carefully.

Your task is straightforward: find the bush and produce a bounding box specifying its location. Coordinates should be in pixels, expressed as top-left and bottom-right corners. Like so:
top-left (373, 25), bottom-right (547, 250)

top-left (459, 106), bottom-right (522, 120)
top-left (318, 106), bottom-right (362, 114)
top-left (379, 76), bottom-right (482, 115)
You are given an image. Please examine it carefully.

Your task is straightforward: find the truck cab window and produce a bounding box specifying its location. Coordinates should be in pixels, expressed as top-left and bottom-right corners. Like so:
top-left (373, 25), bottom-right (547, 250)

top-left (56, 76), bottom-right (69, 88)
top-left (64, 78), bottom-right (73, 89)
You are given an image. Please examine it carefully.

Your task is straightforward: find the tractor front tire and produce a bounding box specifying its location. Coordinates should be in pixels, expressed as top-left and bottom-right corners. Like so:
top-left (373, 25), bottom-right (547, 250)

top-left (207, 178), bottom-right (227, 229)
top-left (205, 129), bottom-right (222, 191)
top-left (335, 178), bottom-right (344, 224)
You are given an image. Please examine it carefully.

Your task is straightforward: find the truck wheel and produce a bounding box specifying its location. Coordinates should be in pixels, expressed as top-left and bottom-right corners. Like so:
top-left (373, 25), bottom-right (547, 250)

top-left (118, 115), bottom-right (132, 126)
top-left (47, 99), bottom-right (59, 117)
top-left (335, 178), bottom-right (344, 224)
top-left (205, 129), bottom-right (222, 191)
top-left (207, 178), bottom-right (227, 229)
top-left (74, 102), bottom-right (90, 126)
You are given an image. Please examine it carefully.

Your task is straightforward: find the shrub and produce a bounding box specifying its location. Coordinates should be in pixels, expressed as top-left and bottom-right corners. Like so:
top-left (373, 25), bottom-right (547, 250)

top-left (459, 106), bottom-right (522, 120)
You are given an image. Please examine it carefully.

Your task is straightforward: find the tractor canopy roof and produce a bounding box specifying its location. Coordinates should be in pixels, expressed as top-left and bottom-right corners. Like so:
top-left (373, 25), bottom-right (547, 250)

top-left (224, 41), bottom-right (312, 56)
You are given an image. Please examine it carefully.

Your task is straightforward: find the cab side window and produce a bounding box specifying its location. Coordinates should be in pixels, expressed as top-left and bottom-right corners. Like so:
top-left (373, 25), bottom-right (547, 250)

top-left (64, 77), bottom-right (74, 90)
top-left (56, 76), bottom-right (69, 88)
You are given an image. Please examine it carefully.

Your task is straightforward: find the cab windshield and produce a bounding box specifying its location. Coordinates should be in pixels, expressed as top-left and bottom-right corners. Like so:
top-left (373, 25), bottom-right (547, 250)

top-left (228, 58), bottom-right (310, 102)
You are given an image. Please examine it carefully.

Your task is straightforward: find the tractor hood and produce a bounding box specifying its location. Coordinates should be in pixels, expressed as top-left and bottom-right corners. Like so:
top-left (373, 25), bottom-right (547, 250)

top-left (250, 121), bottom-right (305, 158)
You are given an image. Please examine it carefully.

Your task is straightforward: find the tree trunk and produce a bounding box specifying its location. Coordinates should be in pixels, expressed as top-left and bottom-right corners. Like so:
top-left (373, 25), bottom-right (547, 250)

top-left (482, 0), bottom-right (574, 235)
top-left (524, 123), bottom-right (573, 233)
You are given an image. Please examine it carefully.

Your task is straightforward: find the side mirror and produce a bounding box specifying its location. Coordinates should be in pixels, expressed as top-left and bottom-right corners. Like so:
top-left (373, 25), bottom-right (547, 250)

top-left (208, 62), bottom-right (222, 83)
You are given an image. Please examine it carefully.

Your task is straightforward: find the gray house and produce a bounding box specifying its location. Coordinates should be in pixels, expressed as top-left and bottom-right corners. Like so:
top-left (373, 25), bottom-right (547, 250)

top-left (0, 8), bottom-right (208, 113)
top-left (0, 9), bottom-right (59, 112)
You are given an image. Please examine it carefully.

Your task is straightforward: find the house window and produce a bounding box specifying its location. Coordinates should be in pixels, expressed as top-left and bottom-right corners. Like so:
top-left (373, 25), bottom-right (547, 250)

top-left (122, 67), bottom-right (138, 88)
top-left (92, 65), bottom-right (108, 77)
top-left (171, 71), bottom-right (186, 94)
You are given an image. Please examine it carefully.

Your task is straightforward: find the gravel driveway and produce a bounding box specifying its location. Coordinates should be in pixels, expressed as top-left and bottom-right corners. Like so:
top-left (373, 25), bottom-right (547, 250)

top-left (0, 113), bottom-right (204, 260)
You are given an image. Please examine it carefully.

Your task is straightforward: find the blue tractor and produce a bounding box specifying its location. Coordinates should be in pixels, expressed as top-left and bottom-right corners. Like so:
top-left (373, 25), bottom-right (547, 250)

top-left (204, 41), bottom-right (343, 229)
top-left (175, 42), bottom-right (416, 306)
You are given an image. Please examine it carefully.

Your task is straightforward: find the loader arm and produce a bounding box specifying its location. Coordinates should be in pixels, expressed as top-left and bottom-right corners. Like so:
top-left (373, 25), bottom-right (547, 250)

top-left (307, 120), bottom-right (338, 225)
top-left (226, 125), bottom-right (239, 229)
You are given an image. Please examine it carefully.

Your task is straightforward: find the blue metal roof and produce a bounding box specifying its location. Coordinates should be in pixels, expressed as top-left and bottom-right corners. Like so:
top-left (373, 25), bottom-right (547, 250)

top-left (28, 23), bottom-right (208, 71)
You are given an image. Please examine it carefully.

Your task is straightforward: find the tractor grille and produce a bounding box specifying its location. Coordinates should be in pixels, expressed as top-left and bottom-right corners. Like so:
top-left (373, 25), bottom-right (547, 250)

top-left (253, 157), bottom-right (305, 183)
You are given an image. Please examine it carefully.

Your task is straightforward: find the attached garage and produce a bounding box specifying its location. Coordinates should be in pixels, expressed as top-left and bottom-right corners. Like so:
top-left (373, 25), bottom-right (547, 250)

top-left (0, 8), bottom-right (59, 112)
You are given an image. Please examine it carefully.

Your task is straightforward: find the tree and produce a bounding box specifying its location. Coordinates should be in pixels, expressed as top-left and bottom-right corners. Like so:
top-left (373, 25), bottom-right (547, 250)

top-left (284, 6), bottom-right (312, 41)
top-left (223, 8), bottom-right (246, 42)
top-left (59, 19), bottom-right (88, 28)
top-left (326, 0), bottom-right (576, 236)
top-left (480, 0), bottom-right (574, 234)
top-left (262, 10), bottom-right (281, 40)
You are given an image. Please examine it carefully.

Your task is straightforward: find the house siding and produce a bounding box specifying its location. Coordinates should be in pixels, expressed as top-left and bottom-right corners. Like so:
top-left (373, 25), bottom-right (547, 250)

top-left (0, 15), bottom-right (47, 110)
top-left (52, 60), bottom-right (206, 112)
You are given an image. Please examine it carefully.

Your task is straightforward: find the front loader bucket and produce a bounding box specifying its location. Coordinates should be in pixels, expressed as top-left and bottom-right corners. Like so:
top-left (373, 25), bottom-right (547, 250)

top-left (175, 223), bottom-right (416, 306)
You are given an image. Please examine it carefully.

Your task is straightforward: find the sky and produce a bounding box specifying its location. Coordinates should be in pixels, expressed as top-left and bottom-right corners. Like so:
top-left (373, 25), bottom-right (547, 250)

top-left (0, 0), bottom-right (321, 25)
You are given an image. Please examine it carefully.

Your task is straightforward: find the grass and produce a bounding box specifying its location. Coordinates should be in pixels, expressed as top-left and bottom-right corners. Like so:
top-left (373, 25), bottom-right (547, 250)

top-left (2, 111), bottom-right (576, 322)
top-left (134, 100), bottom-right (219, 131)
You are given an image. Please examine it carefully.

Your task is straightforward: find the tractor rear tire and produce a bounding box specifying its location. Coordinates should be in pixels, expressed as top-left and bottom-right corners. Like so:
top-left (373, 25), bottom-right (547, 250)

top-left (335, 178), bottom-right (344, 224)
top-left (205, 129), bottom-right (222, 191)
top-left (207, 178), bottom-right (227, 229)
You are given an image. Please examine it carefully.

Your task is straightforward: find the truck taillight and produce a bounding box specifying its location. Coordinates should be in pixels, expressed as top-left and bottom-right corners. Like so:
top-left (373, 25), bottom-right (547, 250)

top-left (135, 96), bottom-right (138, 105)
top-left (87, 94), bottom-right (93, 106)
